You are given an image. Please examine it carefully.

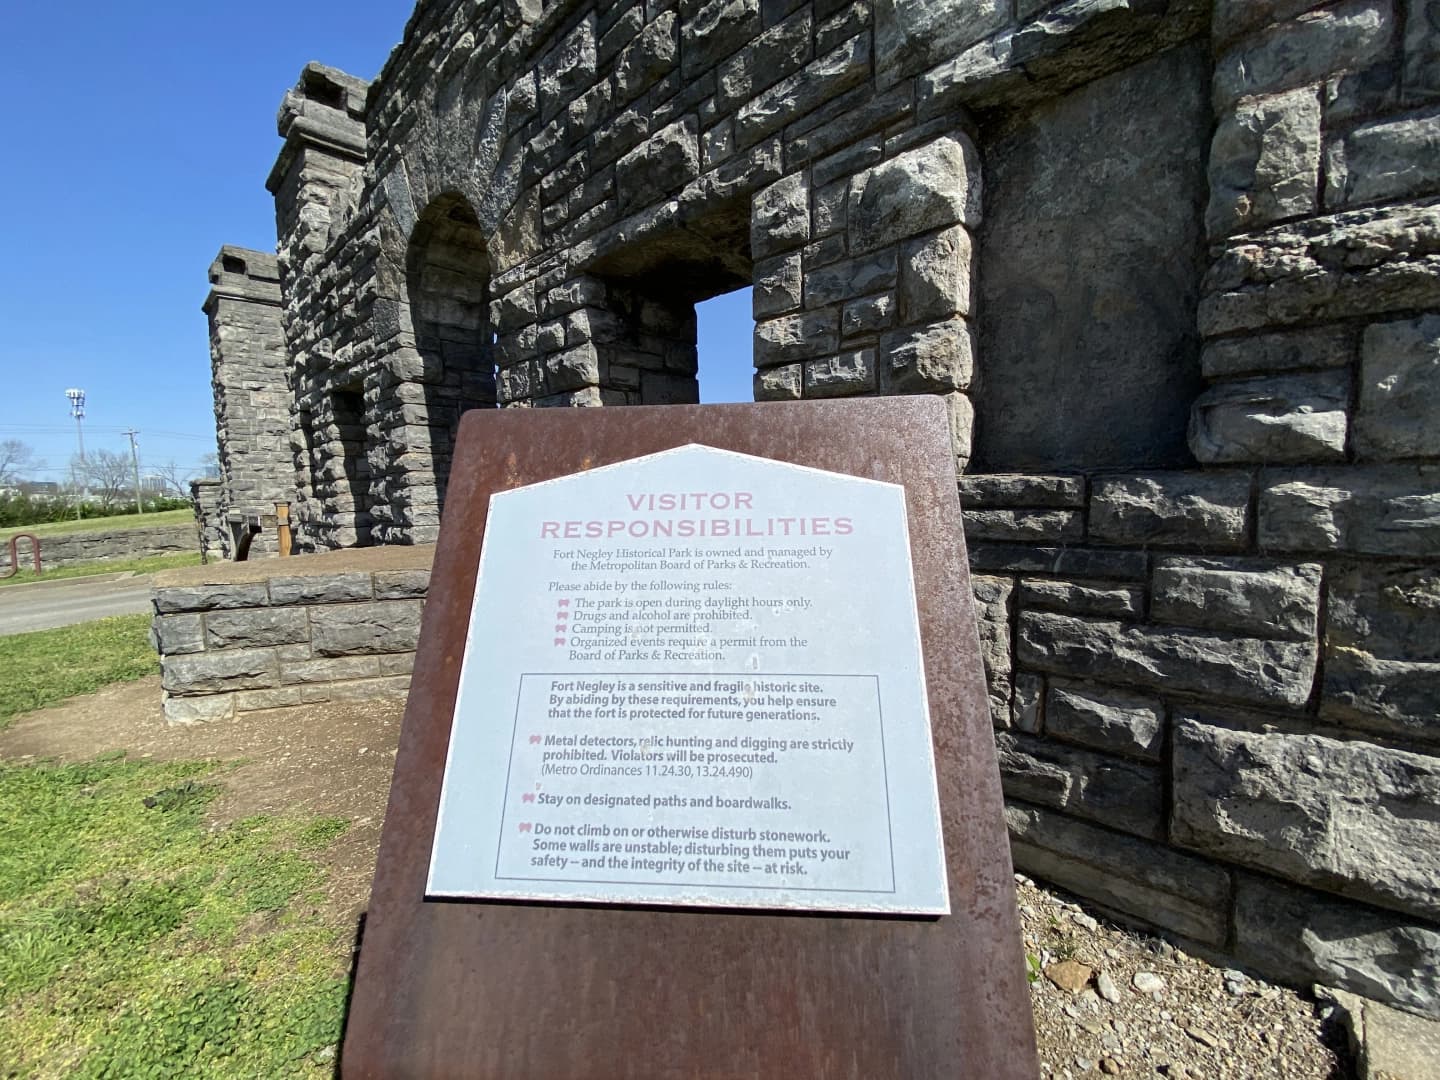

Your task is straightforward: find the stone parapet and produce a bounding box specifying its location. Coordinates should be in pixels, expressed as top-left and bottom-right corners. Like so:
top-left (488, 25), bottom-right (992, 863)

top-left (151, 545), bottom-right (432, 721)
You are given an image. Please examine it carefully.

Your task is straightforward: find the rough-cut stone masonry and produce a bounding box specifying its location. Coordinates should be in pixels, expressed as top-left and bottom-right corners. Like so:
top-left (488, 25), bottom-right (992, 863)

top-left (3, 523), bottom-right (197, 572)
top-left (201, 247), bottom-right (292, 558)
top-left (193, 0), bottom-right (1440, 1016)
top-left (189, 478), bottom-right (225, 562)
top-left (152, 546), bottom-right (431, 722)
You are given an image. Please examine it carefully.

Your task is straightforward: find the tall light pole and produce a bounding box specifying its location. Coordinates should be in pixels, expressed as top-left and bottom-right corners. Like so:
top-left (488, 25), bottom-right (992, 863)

top-left (66, 388), bottom-right (86, 520)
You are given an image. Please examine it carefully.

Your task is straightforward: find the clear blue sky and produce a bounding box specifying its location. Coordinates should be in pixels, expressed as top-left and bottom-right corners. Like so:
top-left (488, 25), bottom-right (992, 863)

top-left (0, 1), bottom-right (752, 486)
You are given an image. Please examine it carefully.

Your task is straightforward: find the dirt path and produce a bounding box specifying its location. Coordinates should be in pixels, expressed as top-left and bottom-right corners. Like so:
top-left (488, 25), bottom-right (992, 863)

top-left (0, 677), bottom-right (405, 927)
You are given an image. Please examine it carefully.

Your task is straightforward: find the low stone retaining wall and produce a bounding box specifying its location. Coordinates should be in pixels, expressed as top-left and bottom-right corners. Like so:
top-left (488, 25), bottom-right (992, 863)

top-left (152, 545), bottom-right (432, 722)
top-left (5, 523), bottom-right (197, 572)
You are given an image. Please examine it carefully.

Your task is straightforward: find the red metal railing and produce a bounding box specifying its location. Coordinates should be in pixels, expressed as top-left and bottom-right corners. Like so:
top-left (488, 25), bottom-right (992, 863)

top-left (0, 533), bottom-right (41, 579)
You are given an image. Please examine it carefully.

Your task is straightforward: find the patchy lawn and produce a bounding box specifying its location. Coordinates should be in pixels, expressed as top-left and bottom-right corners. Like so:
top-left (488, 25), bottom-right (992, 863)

top-left (3, 508), bottom-right (192, 540)
top-left (0, 754), bottom-right (353, 1077)
top-left (0, 551), bottom-right (200, 587)
top-left (0, 615), bottom-right (159, 727)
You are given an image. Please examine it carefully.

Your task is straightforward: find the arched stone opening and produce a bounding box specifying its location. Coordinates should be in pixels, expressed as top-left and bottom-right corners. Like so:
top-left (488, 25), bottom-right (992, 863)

top-left (405, 193), bottom-right (494, 517)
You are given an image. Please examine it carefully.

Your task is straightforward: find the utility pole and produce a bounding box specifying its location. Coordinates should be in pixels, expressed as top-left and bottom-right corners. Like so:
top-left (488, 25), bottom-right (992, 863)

top-left (123, 429), bottom-right (144, 515)
top-left (66, 388), bottom-right (86, 520)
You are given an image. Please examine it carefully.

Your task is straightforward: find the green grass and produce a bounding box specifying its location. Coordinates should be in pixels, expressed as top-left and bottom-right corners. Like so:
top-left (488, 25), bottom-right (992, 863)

top-left (0, 615), bottom-right (159, 727)
top-left (0, 755), bottom-right (353, 1078)
top-left (3, 508), bottom-right (191, 540)
top-left (0, 551), bottom-right (201, 588)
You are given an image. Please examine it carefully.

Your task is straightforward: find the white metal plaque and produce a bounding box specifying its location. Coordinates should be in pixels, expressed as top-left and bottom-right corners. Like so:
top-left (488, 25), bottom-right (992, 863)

top-left (427, 445), bottom-right (949, 914)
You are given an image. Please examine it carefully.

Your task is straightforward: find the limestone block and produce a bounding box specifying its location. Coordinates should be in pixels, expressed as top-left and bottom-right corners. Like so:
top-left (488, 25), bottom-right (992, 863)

top-left (1239, 874), bottom-right (1440, 1016)
top-left (995, 731), bottom-right (1164, 839)
top-left (1044, 680), bottom-right (1162, 761)
top-left (1173, 718), bottom-right (1440, 921)
top-left (878, 317), bottom-right (974, 392)
top-left (804, 251), bottom-right (897, 308)
top-left (848, 136), bottom-right (980, 253)
top-left (840, 293), bottom-right (894, 338)
top-left (374, 570), bottom-right (431, 599)
top-left (614, 12), bottom-right (677, 102)
top-left (972, 574), bottom-right (1013, 728)
top-left (163, 694), bottom-right (236, 723)
top-left (962, 509), bottom-right (1083, 544)
top-left (1258, 465), bottom-right (1440, 555)
top-left (493, 291), bottom-right (539, 343)
top-left (1207, 86), bottom-right (1321, 236)
top-left (1200, 325), bottom-right (1353, 378)
top-left (1089, 473), bottom-right (1250, 548)
top-left (812, 177), bottom-right (848, 238)
top-left (1213, 0), bottom-right (1394, 109)
top-left (1212, 0), bottom-right (1334, 47)
top-left (1151, 556), bottom-right (1321, 642)
top-left (1189, 372), bottom-right (1349, 464)
top-left (538, 16), bottom-right (597, 119)
top-left (1200, 201), bottom-right (1440, 336)
top-left (753, 362), bottom-right (802, 400)
top-left (1323, 562), bottom-right (1440, 743)
top-left (1405, 0), bottom-right (1440, 100)
top-left (1006, 801), bottom-right (1230, 946)
top-left (310, 600), bottom-right (423, 656)
top-left (1325, 109), bottom-right (1440, 208)
top-left (1020, 579), bottom-right (1144, 618)
top-left (153, 582), bottom-right (270, 614)
top-left (900, 225), bottom-right (972, 322)
top-left (944, 391), bottom-right (974, 467)
top-left (958, 474), bottom-right (1085, 508)
top-left (682, 0), bottom-right (761, 77)
top-left (546, 344), bottom-right (601, 391)
top-left (786, 85), bottom-right (913, 170)
top-left (802, 351), bottom-right (875, 397)
top-left (751, 172), bottom-right (810, 258)
top-left (755, 309), bottom-right (838, 366)
top-left (1356, 314), bottom-right (1440, 459)
top-left (752, 253), bottom-right (802, 316)
top-left (232, 687), bottom-right (304, 712)
top-left (715, 7), bottom-right (811, 111)
top-left (151, 614), bottom-right (205, 656)
top-left (162, 647), bottom-right (278, 695)
top-left (873, 0), bottom-right (1009, 89)
top-left (617, 117), bottom-right (699, 213)
top-left (280, 655), bottom-right (384, 685)
top-left (205, 608), bottom-right (310, 649)
top-left (1017, 610), bottom-right (1317, 708)
top-left (268, 573), bottom-right (373, 604)
top-left (734, 34), bottom-right (870, 146)
top-left (1011, 673), bottom-right (1043, 734)
top-left (969, 544), bottom-right (1148, 581)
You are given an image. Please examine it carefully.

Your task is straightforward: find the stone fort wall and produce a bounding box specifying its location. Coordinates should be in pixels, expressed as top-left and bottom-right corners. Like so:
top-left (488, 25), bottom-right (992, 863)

top-left (201, 0), bottom-right (1440, 1015)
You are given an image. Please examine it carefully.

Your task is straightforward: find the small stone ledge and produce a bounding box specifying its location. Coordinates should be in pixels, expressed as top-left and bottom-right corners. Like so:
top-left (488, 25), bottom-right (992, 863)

top-left (153, 545), bottom-right (435, 721)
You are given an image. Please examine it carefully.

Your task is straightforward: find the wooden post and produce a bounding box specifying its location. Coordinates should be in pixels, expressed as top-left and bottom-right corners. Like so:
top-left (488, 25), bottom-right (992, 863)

top-left (275, 502), bottom-right (292, 557)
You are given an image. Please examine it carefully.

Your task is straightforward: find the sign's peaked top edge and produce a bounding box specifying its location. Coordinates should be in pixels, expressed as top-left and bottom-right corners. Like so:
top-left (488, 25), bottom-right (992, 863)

top-left (492, 442), bottom-right (904, 500)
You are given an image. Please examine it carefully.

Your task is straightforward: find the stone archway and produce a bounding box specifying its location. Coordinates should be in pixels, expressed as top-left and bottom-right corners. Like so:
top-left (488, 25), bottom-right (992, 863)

top-left (404, 193), bottom-right (495, 518)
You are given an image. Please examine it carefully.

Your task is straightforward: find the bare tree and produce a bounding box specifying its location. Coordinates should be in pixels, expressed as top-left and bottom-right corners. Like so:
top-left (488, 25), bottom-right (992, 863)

top-left (0, 439), bottom-right (38, 488)
top-left (81, 450), bottom-right (134, 510)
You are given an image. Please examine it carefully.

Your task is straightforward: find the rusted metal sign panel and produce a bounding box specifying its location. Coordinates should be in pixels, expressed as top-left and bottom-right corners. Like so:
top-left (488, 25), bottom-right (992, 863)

top-left (343, 397), bottom-right (1039, 1079)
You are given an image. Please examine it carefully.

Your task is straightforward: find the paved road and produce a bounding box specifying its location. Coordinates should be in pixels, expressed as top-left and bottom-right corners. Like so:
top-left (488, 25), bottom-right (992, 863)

top-left (0, 574), bottom-right (154, 636)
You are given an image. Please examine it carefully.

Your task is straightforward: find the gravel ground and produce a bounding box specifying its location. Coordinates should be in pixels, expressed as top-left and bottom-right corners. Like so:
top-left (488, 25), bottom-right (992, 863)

top-left (1019, 874), bottom-right (1350, 1078)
